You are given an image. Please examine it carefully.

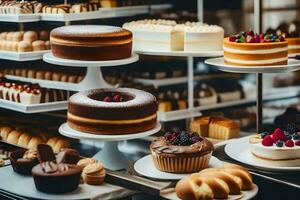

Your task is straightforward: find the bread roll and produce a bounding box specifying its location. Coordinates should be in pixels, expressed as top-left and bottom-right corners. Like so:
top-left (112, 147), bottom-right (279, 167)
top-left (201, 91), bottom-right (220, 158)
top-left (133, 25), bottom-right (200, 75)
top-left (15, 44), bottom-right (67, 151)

top-left (27, 137), bottom-right (44, 150)
top-left (32, 40), bottom-right (46, 51)
top-left (39, 31), bottom-right (49, 41)
top-left (221, 168), bottom-right (253, 190)
top-left (17, 133), bottom-right (32, 148)
top-left (47, 136), bottom-right (59, 147)
top-left (53, 138), bottom-right (70, 153)
top-left (23, 31), bottom-right (38, 43)
top-left (45, 40), bottom-right (51, 49)
top-left (0, 126), bottom-right (13, 142)
top-left (18, 41), bottom-right (32, 52)
top-left (6, 130), bottom-right (21, 145)
top-left (13, 32), bottom-right (24, 42)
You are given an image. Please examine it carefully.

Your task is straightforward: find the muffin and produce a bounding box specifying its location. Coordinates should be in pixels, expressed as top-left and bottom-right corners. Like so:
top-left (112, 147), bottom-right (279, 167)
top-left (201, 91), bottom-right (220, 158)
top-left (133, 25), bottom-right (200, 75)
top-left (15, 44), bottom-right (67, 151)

top-left (150, 131), bottom-right (214, 173)
top-left (10, 149), bottom-right (38, 175)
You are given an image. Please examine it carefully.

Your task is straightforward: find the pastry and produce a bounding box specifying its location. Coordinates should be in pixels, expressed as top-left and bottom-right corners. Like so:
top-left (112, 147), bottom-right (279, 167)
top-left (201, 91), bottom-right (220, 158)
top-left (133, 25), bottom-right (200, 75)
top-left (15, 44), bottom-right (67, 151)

top-left (32, 40), bottom-right (46, 51)
top-left (175, 164), bottom-right (253, 200)
top-left (10, 149), bottom-right (38, 175)
top-left (81, 162), bottom-right (106, 185)
top-left (6, 130), bottom-right (21, 145)
top-left (50, 25), bottom-right (132, 61)
top-left (123, 19), bottom-right (224, 52)
top-left (27, 136), bottom-right (45, 150)
top-left (194, 83), bottom-right (217, 106)
top-left (0, 126), bottom-right (13, 142)
top-left (67, 88), bottom-right (157, 135)
top-left (150, 131), bottom-right (214, 173)
top-left (224, 31), bottom-right (288, 66)
top-left (17, 41), bottom-right (32, 52)
top-left (249, 128), bottom-right (300, 167)
top-left (23, 31), bottom-right (38, 44)
top-left (17, 132), bottom-right (32, 148)
top-left (77, 158), bottom-right (97, 168)
top-left (32, 144), bottom-right (82, 194)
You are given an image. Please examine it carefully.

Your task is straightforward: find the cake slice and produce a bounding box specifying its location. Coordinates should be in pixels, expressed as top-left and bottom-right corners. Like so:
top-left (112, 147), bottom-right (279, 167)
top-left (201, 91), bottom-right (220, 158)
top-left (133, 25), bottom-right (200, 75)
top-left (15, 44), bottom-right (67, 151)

top-left (190, 117), bottom-right (210, 137)
top-left (209, 117), bottom-right (240, 140)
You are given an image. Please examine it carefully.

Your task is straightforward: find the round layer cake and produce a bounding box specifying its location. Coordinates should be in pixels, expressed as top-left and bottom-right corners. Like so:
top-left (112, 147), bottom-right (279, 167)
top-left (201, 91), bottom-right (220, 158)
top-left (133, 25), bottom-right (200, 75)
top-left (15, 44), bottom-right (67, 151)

top-left (68, 88), bottom-right (157, 135)
top-left (223, 31), bottom-right (288, 66)
top-left (285, 37), bottom-right (300, 54)
top-left (50, 25), bottom-right (132, 61)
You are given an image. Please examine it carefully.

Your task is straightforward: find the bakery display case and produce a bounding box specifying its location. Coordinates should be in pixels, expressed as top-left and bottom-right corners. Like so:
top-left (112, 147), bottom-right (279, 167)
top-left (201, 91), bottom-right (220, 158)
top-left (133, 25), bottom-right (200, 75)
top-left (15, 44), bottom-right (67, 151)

top-left (0, 0), bottom-right (299, 200)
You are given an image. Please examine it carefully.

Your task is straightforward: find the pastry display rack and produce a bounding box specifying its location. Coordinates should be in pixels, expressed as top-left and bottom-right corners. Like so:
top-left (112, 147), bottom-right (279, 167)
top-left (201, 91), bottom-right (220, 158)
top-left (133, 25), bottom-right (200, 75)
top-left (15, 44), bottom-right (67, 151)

top-left (43, 53), bottom-right (139, 90)
top-left (59, 122), bottom-right (162, 171)
top-left (0, 99), bottom-right (67, 113)
top-left (0, 13), bottom-right (40, 23)
top-left (0, 50), bottom-right (50, 61)
top-left (135, 50), bottom-right (224, 122)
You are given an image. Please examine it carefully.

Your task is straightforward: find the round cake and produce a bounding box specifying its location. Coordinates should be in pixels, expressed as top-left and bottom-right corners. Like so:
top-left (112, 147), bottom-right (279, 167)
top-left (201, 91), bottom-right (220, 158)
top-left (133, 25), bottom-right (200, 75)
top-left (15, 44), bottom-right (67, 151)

top-left (224, 31), bottom-right (288, 66)
top-left (150, 131), bottom-right (214, 173)
top-left (249, 128), bottom-right (300, 167)
top-left (67, 88), bottom-right (157, 135)
top-left (50, 25), bottom-right (132, 61)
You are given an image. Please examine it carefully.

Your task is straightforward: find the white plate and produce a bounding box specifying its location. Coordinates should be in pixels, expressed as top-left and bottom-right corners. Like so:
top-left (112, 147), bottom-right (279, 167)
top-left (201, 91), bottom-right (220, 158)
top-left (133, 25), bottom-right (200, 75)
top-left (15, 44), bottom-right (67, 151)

top-left (205, 57), bottom-right (300, 73)
top-left (134, 155), bottom-right (222, 180)
top-left (135, 50), bottom-right (223, 57)
top-left (225, 136), bottom-right (300, 172)
top-left (59, 123), bottom-right (161, 142)
top-left (43, 53), bottom-right (139, 67)
top-left (161, 184), bottom-right (259, 200)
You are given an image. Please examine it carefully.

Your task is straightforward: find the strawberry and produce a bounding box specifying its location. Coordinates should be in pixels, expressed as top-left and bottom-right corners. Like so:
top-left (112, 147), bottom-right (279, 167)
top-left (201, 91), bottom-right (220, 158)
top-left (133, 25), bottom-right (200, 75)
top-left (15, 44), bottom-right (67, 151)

top-left (271, 128), bottom-right (288, 143)
top-left (262, 135), bottom-right (273, 146)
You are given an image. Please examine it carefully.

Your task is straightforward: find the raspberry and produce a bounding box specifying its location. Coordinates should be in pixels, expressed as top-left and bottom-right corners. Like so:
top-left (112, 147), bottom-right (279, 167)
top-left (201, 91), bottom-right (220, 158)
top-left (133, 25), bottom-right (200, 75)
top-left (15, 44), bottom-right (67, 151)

top-left (103, 96), bottom-right (112, 102)
top-left (229, 36), bottom-right (237, 42)
top-left (272, 128), bottom-right (288, 142)
top-left (285, 140), bottom-right (294, 147)
top-left (113, 94), bottom-right (122, 102)
top-left (164, 132), bottom-right (173, 141)
top-left (262, 135), bottom-right (273, 146)
top-left (295, 140), bottom-right (300, 146)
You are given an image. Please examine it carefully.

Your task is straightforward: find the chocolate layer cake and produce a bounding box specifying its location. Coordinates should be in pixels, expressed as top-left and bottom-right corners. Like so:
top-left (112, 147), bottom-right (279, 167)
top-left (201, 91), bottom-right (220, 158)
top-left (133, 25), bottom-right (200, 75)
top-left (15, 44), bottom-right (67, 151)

top-left (68, 88), bottom-right (158, 135)
top-left (50, 25), bottom-right (132, 61)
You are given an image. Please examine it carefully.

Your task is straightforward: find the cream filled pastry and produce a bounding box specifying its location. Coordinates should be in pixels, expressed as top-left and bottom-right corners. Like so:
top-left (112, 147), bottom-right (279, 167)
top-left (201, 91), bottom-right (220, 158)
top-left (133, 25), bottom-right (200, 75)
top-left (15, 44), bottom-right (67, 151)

top-left (67, 88), bottom-right (157, 135)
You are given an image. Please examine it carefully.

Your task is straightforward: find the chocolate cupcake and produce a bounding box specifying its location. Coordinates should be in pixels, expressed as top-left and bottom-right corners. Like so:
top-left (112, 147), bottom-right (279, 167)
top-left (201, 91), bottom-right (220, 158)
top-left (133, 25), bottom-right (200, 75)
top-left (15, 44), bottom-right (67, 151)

top-left (32, 144), bottom-right (82, 194)
top-left (150, 131), bottom-right (214, 173)
top-left (10, 149), bottom-right (38, 175)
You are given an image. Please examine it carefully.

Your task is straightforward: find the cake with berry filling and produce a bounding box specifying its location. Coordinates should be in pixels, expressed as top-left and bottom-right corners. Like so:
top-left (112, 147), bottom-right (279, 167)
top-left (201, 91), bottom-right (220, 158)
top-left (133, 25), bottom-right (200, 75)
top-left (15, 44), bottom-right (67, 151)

top-left (249, 127), bottom-right (300, 167)
top-left (150, 131), bottom-right (214, 173)
top-left (224, 31), bottom-right (288, 66)
top-left (67, 88), bottom-right (157, 135)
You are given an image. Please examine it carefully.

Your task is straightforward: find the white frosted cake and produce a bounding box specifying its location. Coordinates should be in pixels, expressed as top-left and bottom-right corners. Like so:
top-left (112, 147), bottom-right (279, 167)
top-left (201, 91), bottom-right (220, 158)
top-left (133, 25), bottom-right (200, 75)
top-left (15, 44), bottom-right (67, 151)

top-left (123, 19), bottom-right (224, 52)
top-left (249, 128), bottom-right (300, 167)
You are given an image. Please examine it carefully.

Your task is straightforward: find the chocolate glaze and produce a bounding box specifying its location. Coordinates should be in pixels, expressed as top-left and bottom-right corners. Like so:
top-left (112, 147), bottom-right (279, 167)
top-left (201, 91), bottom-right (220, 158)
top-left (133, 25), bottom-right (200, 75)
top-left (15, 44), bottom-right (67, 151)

top-left (68, 88), bottom-right (157, 120)
top-left (150, 137), bottom-right (214, 157)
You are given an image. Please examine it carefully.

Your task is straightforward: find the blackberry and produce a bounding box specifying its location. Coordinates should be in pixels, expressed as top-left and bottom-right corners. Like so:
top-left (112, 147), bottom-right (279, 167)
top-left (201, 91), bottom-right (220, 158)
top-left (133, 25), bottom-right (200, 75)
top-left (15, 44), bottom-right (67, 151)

top-left (286, 123), bottom-right (298, 134)
top-left (275, 140), bottom-right (284, 147)
top-left (284, 131), bottom-right (292, 140)
top-left (179, 134), bottom-right (190, 145)
top-left (171, 137), bottom-right (180, 145)
top-left (190, 136), bottom-right (201, 144)
top-left (292, 133), bottom-right (300, 140)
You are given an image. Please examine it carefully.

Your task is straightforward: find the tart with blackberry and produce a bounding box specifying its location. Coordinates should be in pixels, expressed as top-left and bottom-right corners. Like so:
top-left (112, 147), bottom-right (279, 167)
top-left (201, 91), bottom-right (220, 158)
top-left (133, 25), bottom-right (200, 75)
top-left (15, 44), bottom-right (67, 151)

top-left (224, 31), bottom-right (288, 66)
top-left (150, 131), bottom-right (214, 173)
top-left (249, 127), bottom-right (300, 167)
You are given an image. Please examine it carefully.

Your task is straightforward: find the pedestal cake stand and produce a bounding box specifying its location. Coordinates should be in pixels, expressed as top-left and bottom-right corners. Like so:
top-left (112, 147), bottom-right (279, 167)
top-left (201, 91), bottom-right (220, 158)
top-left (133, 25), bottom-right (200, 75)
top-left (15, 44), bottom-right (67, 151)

top-left (59, 122), bottom-right (161, 170)
top-left (43, 52), bottom-right (139, 90)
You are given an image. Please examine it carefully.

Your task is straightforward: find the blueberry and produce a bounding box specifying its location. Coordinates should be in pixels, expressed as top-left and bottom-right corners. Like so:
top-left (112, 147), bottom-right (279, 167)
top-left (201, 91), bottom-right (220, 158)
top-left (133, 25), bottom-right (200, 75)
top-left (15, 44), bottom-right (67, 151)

top-left (171, 137), bottom-right (180, 145)
top-left (292, 133), bottom-right (300, 140)
top-left (261, 131), bottom-right (269, 138)
top-left (286, 123), bottom-right (298, 134)
top-left (275, 140), bottom-right (284, 147)
top-left (284, 131), bottom-right (292, 140)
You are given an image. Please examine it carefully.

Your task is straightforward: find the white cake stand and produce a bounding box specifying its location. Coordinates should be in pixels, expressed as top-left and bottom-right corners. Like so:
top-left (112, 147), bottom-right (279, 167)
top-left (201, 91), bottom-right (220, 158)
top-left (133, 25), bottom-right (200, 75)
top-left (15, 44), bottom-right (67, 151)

top-left (59, 122), bottom-right (161, 170)
top-left (43, 53), bottom-right (139, 90)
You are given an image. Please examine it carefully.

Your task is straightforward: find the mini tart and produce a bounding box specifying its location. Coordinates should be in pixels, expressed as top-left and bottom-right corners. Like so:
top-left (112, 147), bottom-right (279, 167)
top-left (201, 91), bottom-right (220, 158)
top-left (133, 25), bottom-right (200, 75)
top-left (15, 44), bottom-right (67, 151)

top-left (150, 137), bottom-right (214, 173)
top-left (67, 88), bottom-right (157, 135)
top-left (285, 37), bottom-right (300, 54)
top-left (50, 25), bottom-right (132, 61)
top-left (223, 37), bottom-right (288, 66)
top-left (10, 149), bottom-right (38, 175)
top-left (249, 135), bottom-right (300, 167)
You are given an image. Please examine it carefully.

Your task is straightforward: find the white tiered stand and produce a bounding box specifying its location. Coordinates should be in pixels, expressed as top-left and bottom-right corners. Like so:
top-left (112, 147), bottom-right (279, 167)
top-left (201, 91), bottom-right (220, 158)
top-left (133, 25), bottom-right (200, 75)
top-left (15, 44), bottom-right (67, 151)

top-left (43, 52), bottom-right (162, 170)
top-left (135, 50), bottom-right (223, 122)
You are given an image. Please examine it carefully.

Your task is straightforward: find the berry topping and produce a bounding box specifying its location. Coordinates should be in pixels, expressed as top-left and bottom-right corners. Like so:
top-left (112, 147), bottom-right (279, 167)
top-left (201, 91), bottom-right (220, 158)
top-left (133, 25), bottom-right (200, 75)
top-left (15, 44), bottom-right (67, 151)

top-left (164, 131), bottom-right (202, 146)
top-left (285, 140), bottom-right (294, 147)
top-left (292, 133), bottom-right (300, 140)
top-left (284, 131), bottom-right (292, 140)
top-left (272, 128), bottom-right (288, 142)
top-left (113, 94), bottom-right (122, 102)
top-left (275, 140), bottom-right (284, 147)
top-left (260, 131), bottom-right (269, 139)
top-left (262, 135), bottom-right (273, 146)
top-left (103, 96), bottom-right (112, 102)
top-left (229, 31), bottom-right (285, 43)
top-left (295, 140), bottom-right (300, 146)
top-left (286, 123), bottom-right (298, 134)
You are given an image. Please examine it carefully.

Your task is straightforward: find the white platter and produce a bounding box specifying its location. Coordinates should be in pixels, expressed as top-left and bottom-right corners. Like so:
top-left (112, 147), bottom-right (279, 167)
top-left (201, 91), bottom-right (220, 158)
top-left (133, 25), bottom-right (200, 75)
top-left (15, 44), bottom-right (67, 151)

top-left (59, 122), bottom-right (161, 142)
top-left (161, 184), bottom-right (259, 200)
top-left (135, 50), bottom-right (223, 57)
top-left (0, 14), bottom-right (40, 22)
top-left (134, 155), bottom-right (222, 180)
top-left (225, 136), bottom-right (300, 172)
top-left (0, 99), bottom-right (67, 113)
top-left (43, 53), bottom-right (139, 67)
top-left (0, 50), bottom-right (49, 61)
top-left (205, 57), bottom-right (300, 73)
top-left (0, 166), bottom-right (128, 200)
